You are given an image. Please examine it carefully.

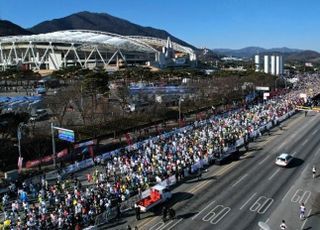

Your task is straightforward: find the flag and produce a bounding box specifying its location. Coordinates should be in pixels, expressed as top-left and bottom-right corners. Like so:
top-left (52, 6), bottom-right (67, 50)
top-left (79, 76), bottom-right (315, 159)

top-left (125, 133), bottom-right (133, 145)
top-left (18, 157), bottom-right (23, 173)
top-left (89, 145), bottom-right (95, 157)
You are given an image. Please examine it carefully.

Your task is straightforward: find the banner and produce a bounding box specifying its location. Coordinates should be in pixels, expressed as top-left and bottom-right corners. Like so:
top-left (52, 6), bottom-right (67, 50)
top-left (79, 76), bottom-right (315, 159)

top-left (125, 133), bottom-right (133, 146)
top-left (57, 148), bottom-right (68, 158)
top-left (18, 157), bottom-right (23, 173)
top-left (25, 148), bottom-right (68, 168)
top-left (26, 159), bottom-right (41, 168)
top-left (89, 145), bottom-right (94, 157)
top-left (74, 139), bottom-right (97, 149)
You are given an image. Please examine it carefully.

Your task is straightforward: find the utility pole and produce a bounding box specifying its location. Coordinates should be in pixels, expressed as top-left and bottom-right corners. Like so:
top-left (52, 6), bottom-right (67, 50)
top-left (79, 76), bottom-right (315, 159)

top-left (51, 123), bottom-right (56, 167)
top-left (17, 123), bottom-right (23, 158)
top-left (178, 97), bottom-right (184, 126)
top-left (178, 98), bottom-right (181, 124)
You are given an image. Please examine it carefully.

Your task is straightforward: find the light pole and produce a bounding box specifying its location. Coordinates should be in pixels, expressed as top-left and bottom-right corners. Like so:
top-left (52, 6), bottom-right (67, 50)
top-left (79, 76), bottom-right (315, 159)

top-left (51, 123), bottom-right (56, 167)
top-left (178, 97), bottom-right (184, 126)
top-left (17, 122), bottom-right (24, 159)
top-left (17, 122), bottom-right (26, 172)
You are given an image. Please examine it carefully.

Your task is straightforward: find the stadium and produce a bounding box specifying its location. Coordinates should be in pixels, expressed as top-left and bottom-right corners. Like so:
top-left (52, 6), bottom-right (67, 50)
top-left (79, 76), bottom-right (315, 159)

top-left (0, 30), bottom-right (197, 71)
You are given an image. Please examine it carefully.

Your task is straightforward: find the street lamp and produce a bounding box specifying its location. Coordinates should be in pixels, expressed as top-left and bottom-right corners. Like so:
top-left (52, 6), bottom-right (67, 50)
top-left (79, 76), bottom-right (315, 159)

top-left (178, 97), bottom-right (184, 125)
top-left (17, 122), bottom-right (24, 159)
top-left (17, 122), bottom-right (26, 172)
top-left (51, 123), bottom-right (58, 167)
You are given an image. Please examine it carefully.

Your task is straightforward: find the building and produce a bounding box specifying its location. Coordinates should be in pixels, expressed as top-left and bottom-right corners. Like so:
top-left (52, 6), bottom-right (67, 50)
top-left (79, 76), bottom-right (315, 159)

top-left (0, 30), bottom-right (197, 71)
top-left (254, 55), bottom-right (260, 72)
top-left (255, 54), bottom-right (283, 76)
top-left (270, 55), bottom-right (276, 75)
top-left (264, 55), bottom-right (269, 74)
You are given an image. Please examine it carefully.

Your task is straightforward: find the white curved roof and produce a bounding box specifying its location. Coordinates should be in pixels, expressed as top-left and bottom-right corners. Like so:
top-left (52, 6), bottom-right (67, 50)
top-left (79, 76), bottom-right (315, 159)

top-left (129, 35), bottom-right (195, 56)
top-left (0, 30), bottom-right (195, 56)
top-left (0, 30), bottom-right (158, 53)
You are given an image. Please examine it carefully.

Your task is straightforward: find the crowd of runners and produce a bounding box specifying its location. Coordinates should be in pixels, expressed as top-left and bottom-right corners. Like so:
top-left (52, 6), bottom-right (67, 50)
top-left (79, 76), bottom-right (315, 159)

top-left (0, 73), bottom-right (319, 229)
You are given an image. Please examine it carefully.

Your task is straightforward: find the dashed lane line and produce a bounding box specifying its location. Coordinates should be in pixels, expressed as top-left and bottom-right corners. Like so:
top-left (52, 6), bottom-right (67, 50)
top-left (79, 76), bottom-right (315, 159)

top-left (268, 168), bottom-right (280, 180)
top-left (232, 174), bottom-right (248, 187)
top-left (166, 218), bottom-right (183, 230)
top-left (282, 185), bottom-right (293, 202)
top-left (301, 209), bottom-right (312, 230)
top-left (191, 200), bottom-right (216, 220)
top-left (240, 192), bottom-right (257, 210)
top-left (258, 155), bottom-right (271, 165)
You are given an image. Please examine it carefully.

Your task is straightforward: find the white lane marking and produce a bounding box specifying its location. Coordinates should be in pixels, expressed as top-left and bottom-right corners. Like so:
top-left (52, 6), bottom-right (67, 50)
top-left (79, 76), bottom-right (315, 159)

top-left (268, 168), bottom-right (280, 180)
top-left (149, 222), bottom-right (164, 230)
top-left (258, 198), bottom-right (274, 214)
top-left (276, 142), bottom-right (287, 151)
top-left (249, 196), bottom-right (274, 214)
top-left (291, 189), bottom-right (312, 204)
top-left (155, 220), bottom-right (173, 230)
top-left (240, 192), bottom-right (257, 210)
top-left (192, 200), bottom-right (216, 220)
top-left (300, 191), bottom-right (312, 204)
top-left (210, 206), bottom-right (231, 224)
top-left (232, 174), bottom-right (248, 187)
top-left (302, 138), bottom-right (309, 146)
top-left (202, 205), bottom-right (231, 224)
top-left (258, 155), bottom-right (270, 165)
top-left (282, 186), bottom-right (293, 202)
top-left (260, 218), bottom-right (270, 230)
top-left (166, 219), bottom-right (183, 230)
top-left (292, 151), bottom-right (297, 156)
top-left (300, 163), bottom-right (310, 178)
top-left (312, 129), bottom-right (318, 135)
top-left (301, 209), bottom-right (312, 230)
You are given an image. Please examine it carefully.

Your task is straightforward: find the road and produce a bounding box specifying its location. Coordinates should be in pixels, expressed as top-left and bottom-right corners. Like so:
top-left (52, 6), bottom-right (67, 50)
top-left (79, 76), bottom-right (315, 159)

top-left (104, 111), bottom-right (320, 230)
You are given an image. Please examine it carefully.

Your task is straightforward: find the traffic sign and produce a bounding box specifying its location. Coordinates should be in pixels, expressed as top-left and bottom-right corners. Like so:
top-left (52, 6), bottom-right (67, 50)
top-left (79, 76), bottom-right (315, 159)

top-left (58, 129), bottom-right (75, 142)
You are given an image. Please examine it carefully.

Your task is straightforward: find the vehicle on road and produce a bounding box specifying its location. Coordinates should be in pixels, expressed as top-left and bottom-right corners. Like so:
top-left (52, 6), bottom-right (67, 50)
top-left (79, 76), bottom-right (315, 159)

top-left (275, 153), bottom-right (293, 167)
top-left (29, 109), bottom-right (49, 121)
top-left (136, 185), bottom-right (172, 212)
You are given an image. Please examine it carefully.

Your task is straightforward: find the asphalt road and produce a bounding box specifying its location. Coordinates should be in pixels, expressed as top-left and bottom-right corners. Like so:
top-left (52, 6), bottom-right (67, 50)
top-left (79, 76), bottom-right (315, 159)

top-left (104, 111), bottom-right (320, 230)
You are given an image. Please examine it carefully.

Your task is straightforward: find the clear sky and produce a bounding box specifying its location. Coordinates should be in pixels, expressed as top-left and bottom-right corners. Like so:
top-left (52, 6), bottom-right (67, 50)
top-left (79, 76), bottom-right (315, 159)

top-left (0, 0), bottom-right (319, 51)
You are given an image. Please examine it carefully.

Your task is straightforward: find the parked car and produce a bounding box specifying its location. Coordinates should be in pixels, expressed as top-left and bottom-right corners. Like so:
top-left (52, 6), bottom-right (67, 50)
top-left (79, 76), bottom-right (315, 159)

top-left (29, 109), bottom-right (48, 121)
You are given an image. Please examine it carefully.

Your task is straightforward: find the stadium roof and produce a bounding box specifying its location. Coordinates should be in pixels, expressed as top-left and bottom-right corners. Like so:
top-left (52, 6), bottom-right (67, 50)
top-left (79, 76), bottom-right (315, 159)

top-left (0, 30), bottom-right (196, 55)
top-left (0, 30), bottom-right (159, 53)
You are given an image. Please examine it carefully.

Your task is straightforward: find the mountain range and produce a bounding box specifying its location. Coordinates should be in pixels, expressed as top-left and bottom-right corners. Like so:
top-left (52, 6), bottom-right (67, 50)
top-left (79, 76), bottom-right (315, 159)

top-left (1, 11), bottom-right (320, 63)
top-left (212, 46), bottom-right (320, 63)
top-left (213, 47), bottom-right (303, 58)
top-left (0, 20), bottom-right (32, 36)
top-left (1, 11), bottom-right (194, 49)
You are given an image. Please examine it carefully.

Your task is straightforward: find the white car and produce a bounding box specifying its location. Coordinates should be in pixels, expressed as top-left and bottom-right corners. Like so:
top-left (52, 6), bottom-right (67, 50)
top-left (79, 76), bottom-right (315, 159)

top-left (29, 109), bottom-right (48, 121)
top-left (275, 153), bottom-right (293, 167)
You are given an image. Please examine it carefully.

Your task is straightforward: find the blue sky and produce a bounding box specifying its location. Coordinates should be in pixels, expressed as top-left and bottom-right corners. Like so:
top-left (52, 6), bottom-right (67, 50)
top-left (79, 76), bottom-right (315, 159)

top-left (0, 0), bottom-right (319, 51)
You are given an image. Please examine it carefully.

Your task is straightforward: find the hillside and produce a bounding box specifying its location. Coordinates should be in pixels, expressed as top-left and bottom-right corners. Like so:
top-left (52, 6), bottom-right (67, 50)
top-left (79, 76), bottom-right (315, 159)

top-left (0, 20), bottom-right (32, 36)
top-left (286, 50), bottom-right (320, 63)
top-left (213, 46), bottom-right (302, 58)
top-left (29, 11), bottom-right (195, 49)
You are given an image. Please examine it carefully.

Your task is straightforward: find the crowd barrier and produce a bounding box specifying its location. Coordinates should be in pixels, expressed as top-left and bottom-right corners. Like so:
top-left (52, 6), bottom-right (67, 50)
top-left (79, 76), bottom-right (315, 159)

top-left (61, 109), bottom-right (296, 178)
top-left (85, 109), bottom-right (296, 226)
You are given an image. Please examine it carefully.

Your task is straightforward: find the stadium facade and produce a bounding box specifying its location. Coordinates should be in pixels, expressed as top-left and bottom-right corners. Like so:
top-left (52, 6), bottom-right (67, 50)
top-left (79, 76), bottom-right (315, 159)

top-left (0, 30), bottom-right (197, 71)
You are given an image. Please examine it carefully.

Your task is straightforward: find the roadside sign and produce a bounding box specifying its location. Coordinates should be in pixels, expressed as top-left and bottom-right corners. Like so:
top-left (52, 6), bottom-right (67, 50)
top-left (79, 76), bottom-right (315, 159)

top-left (58, 129), bottom-right (75, 142)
